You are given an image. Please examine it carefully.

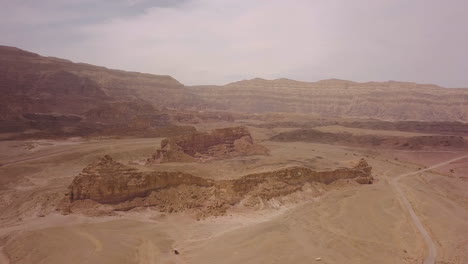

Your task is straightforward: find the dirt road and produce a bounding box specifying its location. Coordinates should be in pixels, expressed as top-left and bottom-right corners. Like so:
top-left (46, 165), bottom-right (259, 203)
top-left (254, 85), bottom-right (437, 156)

top-left (391, 154), bottom-right (468, 264)
top-left (0, 139), bottom-right (158, 167)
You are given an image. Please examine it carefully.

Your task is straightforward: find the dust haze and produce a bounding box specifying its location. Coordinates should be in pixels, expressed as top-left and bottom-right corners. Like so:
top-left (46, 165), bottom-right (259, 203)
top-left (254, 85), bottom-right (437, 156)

top-left (1, 1), bottom-right (468, 264)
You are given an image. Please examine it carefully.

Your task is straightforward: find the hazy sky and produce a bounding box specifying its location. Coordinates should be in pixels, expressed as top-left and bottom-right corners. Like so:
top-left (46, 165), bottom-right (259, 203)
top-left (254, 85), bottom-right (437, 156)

top-left (1, 0), bottom-right (468, 87)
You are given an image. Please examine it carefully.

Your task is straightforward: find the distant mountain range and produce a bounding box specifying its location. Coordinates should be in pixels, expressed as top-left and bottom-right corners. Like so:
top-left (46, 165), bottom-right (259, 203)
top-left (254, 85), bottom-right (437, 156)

top-left (0, 45), bottom-right (205, 120)
top-left (1, 45), bottom-right (467, 122)
top-left (191, 78), bottom-right (468, 121)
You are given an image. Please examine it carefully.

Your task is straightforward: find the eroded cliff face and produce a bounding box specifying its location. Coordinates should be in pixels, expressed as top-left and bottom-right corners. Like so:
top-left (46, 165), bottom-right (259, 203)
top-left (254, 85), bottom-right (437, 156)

top-left (69, 155), bottom-right (213, 204)
top-left (149, 126), bottom-right (270, 163)
top-left (190, 78), bottom-right (468, 122)
top-left (67, 156), bottom-right (373, 217)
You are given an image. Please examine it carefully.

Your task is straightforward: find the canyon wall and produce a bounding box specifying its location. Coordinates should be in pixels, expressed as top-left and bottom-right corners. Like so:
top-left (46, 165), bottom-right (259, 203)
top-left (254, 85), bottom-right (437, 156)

top-left (190, 78), bottom-right (468, 122)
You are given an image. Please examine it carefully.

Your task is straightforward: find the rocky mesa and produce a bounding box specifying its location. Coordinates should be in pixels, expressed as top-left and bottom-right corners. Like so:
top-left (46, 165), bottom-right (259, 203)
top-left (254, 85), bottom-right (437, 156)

top-left (66, 156), bottom-right (373, 216)
top-left (149, 126), bottom-right (270, 163)
top-left (69, 155), bottom-right (212, 204)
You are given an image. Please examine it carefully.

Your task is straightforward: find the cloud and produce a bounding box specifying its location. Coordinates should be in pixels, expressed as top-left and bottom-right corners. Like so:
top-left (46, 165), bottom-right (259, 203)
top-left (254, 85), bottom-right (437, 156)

top-left (2, 0), bottom-right (468, 87)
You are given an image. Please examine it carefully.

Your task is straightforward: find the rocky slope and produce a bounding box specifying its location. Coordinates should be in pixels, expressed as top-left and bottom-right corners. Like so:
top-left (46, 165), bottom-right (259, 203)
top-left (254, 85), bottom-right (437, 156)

top-left (0, 45), bottom-right (205, 120)
top-left (66, 156), bottom-right (373, 216)
top-left (271, 129), bottom-right (466, 150)
top-left (190, 78), bottom-right (468, 122)
top-left (0, 46), bottom-right (240, 139)
top-left (149, 126), bottom-right (269, 163)
top-left (1, 100), bottom-right (199, 139)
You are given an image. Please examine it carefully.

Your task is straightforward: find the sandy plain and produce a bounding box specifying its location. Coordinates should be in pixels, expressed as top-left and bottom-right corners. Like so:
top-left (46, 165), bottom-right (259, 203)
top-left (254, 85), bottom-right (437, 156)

top-left (0, 124), bottom-right (467, 264)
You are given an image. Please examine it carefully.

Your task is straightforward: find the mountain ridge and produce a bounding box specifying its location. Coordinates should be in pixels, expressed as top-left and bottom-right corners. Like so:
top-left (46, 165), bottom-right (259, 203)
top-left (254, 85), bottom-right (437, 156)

top-left (191, 78), bottom-right (468, 121)
top-left (224, 77), bottom-right (452, 90)
top-left (1, 45), bottom-right (468, 122)
top-left (0, 45), bottom-right (204, 120)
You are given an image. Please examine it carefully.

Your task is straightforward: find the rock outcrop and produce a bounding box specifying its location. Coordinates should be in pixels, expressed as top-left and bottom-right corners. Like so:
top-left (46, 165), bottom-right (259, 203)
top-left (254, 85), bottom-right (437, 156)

top-left (67, 156), bottom-right (373, 216)
top-left (69, 155), bottom-right (213, 204)
top-left (149, 126), bottom-right (269, 163)
top-left (270, 129), bottom-right (466, 150)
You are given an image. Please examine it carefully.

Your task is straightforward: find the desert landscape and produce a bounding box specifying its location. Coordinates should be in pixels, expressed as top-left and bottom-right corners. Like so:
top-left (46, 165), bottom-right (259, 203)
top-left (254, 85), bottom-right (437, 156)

top-left (0, 44), bottom-right (467, 264)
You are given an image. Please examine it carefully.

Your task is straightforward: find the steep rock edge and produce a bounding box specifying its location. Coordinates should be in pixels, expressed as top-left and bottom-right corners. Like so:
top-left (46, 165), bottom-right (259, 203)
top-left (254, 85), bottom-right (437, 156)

top-left (65, 156), bottom-right (373, 216)
top-left (149, 126), bottom-right (270, 163)
top-left (69, 155), bottom-right (212, 204)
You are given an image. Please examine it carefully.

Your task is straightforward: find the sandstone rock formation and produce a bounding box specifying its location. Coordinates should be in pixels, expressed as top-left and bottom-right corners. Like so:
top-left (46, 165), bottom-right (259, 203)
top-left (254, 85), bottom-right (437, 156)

top-left (67, 156), bottom-right (373, 216)
top-left (190, 78), bottom-right (468, 122)
top-left (149, 127), bottom-right (269, 163)
top-left (69, 155), bottom-right (213, 204)
top-left (270, 129), bottom-right (466, 150)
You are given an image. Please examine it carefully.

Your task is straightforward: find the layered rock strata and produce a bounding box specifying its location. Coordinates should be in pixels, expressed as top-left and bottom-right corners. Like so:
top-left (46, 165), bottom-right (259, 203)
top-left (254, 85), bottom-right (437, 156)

top-left (190, 78), bottom-right (468, 122)
top-left (68, 156), bottom-right (373, 215)
top-left (69, 155), bottom-right (212, 203)
top-left (149, 126), bottom-right (269, 163)
top-left (271, 129), bottom-right (465, 150)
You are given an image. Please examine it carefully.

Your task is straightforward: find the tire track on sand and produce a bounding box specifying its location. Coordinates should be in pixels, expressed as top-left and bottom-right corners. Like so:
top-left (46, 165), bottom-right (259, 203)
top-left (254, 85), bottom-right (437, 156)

top-left (391, 154), bottom-right (468, 264)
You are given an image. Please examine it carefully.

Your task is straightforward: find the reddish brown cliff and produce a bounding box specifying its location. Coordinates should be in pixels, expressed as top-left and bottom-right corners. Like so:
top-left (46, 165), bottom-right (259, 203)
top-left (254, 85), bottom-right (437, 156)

top-left (69, 155), bottom-right (213, 204)
top-left (67, 156), bottom-right (373, 216)
top-left (150, 126), bottom-right (270, 163)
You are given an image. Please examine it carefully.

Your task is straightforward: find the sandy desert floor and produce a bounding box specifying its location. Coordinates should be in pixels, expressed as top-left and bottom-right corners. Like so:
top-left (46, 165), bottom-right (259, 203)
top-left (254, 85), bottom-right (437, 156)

top-left (0, 124), bottom-right (467, 264)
